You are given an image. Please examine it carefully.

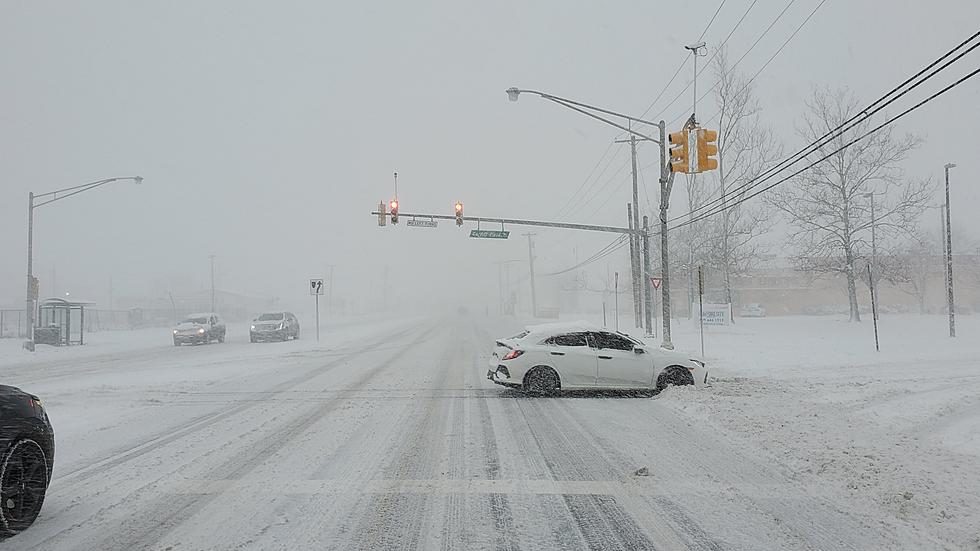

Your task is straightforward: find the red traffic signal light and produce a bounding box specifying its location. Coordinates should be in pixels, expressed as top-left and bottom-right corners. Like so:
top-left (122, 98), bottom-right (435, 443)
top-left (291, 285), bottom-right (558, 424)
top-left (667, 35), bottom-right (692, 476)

top-left (389, 199), bottom-right (399, 224)
top-left (454, 201), bottom-right (463, 226)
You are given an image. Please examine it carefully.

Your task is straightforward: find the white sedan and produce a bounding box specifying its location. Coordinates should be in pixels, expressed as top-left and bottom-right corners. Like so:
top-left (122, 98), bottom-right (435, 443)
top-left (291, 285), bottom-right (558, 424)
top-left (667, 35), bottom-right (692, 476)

top-left (487, 321), bottom-right (707, 394)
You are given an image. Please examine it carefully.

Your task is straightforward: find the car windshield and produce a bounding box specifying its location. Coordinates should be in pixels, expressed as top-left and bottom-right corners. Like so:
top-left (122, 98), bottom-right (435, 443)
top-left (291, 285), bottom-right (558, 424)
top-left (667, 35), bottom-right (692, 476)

top-left (257, 313), bottom-right (283, 321)
top-left (4, 5), bottom-right (975, 550)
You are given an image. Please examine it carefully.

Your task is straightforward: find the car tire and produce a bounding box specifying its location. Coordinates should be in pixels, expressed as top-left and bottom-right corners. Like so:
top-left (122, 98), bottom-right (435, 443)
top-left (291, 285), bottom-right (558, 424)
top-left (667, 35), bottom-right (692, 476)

top-left (0, 439), bottom-right (49, 537)
top-left (174, 340), bottom-right (180, 346)
top-left (656, 366), bottom-right (695, 391)
top-left (524, 366), bottom-right (560, 396)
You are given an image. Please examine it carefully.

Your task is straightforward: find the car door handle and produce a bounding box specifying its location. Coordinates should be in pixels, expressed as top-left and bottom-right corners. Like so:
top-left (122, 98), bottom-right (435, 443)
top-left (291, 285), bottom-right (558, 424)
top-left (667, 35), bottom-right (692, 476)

top-left (598, 355), bottom-right (613, 360)
top-left (550, 351), bottom-right (565, 356)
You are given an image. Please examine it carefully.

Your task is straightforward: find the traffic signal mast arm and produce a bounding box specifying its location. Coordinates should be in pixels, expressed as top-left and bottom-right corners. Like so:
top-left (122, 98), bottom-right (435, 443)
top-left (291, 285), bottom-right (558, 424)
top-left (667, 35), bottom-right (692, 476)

top-left (370, 210), bottom-right (644, 236)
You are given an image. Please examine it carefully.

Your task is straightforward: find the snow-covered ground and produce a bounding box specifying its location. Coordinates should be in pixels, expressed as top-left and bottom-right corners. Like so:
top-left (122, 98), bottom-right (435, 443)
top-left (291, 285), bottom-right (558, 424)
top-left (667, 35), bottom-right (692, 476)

top-left (0, 312), bottom-right (976, 549)
top-left (649, 314), bottom-right (980, 550)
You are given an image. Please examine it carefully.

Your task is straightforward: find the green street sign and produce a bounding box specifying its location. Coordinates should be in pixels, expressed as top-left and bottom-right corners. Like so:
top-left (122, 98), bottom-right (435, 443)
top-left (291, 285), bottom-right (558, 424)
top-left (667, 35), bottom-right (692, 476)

top-left (470, 229), bottom-right (510, 239)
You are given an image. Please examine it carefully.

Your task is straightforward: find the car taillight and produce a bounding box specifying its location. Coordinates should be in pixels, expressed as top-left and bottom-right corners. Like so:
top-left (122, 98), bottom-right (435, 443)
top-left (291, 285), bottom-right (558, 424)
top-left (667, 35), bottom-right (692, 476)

top-left (502, 349), bottom-right (524, 360)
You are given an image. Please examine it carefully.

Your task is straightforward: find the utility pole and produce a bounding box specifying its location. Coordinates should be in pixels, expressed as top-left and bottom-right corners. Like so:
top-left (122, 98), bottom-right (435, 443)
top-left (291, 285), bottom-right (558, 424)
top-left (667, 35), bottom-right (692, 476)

top-left (524, 233), bottom-right (538, 317)
top-left (209, 254), bottom-right (216, 312)
top-left (627, 204), bottom-right (640, 327)
top-left (25, 192), bottom-right (35, 351)
top-left (863, 192), bottom-right (879, 320)
top-left (940, 204), bottom-right (949, 302)
top-left (944, 163), bottom-right (956, 337)
top-left (658, 120), bottom-right (676, 349)
top-left (615, 130), bottom-right (649, 329)
top-left (642, 216), bottom-right (653, 336)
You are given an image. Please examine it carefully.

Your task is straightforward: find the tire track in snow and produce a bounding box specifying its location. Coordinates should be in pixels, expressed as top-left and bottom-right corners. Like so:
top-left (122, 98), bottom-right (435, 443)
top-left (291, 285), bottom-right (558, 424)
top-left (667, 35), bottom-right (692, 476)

top-left (28, 323), bottom-right (438, 551)
top-left (50, 324), bottom-right (420, 489)
top-left (337, 325), bottom-right (461, 550)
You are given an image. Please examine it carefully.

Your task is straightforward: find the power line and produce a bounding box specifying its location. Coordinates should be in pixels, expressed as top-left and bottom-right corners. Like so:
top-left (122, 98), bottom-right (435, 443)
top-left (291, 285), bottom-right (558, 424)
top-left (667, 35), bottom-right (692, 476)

top-left (674, 0), bottom-right (828, 128)
top-left (667, 0), bottom-right (802, 128)
top-left (650, 0), bottom-right (760, 123)
top-left (675, 29), bottom-right (980, 224)
top-left (554, 140), bottom-right (615, 217)
top-left (638, 0), bottom-right (728, 119)
top-left (540, 236), bottom-right (630, 276)
top-left (668, 62), bottom-right (980, 234)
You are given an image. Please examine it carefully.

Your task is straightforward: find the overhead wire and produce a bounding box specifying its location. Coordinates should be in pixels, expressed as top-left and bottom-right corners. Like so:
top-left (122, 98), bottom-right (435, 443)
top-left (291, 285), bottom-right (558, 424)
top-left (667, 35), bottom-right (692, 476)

top-left (670, 0), bottom-right (827, 128)
top-left (666, 60), bottom-right (980, 234)
top-left (649, 0), bottom-right (760, 123)
top-left (673, 29), bottom-right (980, 225)
top-left (638, 0), bottom-right (729, 119)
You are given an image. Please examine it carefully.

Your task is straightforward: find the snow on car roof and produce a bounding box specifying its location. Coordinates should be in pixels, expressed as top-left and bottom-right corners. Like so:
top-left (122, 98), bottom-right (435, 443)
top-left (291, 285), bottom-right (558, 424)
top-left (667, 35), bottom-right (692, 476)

top-left (523, 320), bottom-right (601, 336)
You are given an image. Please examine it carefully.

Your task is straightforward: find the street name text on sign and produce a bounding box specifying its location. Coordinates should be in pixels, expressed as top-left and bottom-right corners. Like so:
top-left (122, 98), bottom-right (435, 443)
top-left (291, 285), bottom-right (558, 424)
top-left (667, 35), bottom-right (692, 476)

top-left (310, 279), bottom-right (324, 295)
top-left (407, 219), bottom-right (438, 228)
top-left (470, 229), bottom-right (510, 239)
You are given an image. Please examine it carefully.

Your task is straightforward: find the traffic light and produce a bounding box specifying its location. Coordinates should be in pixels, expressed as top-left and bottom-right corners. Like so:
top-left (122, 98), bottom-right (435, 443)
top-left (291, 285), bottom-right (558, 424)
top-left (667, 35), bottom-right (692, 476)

top-left (696, 129), bottom-right (718, 172)
top-left (668, 129), bottom-right (690, 173)
top-left (454, 201), bottom-right (464, 226)
top-left (389, 199), bottom-right (399, 224)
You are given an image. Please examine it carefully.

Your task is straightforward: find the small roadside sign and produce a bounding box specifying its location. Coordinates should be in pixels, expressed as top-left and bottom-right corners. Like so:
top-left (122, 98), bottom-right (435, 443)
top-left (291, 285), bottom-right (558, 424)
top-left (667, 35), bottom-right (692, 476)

top-left (470, 229), bottom-right (510, 239)
top-left (407, 219), bottom-right (438, 228)
top-left (310, 279), bottom-right (324, 295)
top-left (650, 277), bottom-right (662, 290)
top-left (29, 276), bottom-right (39, 300)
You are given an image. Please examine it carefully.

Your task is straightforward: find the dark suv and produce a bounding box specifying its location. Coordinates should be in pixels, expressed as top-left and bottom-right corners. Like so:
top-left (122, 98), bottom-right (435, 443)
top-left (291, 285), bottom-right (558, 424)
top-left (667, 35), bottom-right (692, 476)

top-left (0, 385), bottom-right (54, 538)
top-left (250, 312), bottom-right (300, 342)
top-left (173, 313), bottom-right (226, 345)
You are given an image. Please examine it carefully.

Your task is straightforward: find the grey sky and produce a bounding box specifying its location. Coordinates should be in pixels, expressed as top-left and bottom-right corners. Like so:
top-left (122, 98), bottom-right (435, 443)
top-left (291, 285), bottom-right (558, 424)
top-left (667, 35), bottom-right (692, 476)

top-left (2, 1), bottom-right (977, 314)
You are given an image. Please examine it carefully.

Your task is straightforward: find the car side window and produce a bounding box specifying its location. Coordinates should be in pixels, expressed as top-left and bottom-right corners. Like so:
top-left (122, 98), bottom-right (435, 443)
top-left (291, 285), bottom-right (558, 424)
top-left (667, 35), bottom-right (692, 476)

top-left (552, 333), bottom-right (588, 347)
top-left (591, 331), bottom-right (634, 351)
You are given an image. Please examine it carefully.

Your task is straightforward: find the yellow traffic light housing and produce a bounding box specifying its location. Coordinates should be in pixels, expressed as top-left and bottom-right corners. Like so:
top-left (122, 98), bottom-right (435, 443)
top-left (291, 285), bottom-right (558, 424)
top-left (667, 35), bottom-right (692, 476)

top-left (696, 129), bottom-right (718, 172)
top-left (668, 130), bottom-right (690, 173)
top-left (454, 201), bottom-right (464, 226)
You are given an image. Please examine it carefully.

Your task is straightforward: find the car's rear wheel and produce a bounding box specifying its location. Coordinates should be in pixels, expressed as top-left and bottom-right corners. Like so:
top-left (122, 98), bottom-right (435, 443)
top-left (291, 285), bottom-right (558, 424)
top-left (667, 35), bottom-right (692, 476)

top-left (656, 366), bottom-right (695, 391)
top-left (0, 439), bottom-right (49, 537)
top-left (524, 366), bottom-right (560, 396)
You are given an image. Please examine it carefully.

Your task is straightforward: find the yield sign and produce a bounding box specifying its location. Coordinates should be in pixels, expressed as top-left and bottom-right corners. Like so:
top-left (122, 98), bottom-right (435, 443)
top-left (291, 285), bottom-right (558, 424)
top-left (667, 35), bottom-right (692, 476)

top-left (650, 277), bottom-right (662, 290)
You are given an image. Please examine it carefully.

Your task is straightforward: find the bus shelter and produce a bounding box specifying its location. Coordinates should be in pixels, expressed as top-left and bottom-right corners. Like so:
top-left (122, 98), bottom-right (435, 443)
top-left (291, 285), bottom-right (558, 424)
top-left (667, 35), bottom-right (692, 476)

top-left (36, 298), bottom-right (93, 346)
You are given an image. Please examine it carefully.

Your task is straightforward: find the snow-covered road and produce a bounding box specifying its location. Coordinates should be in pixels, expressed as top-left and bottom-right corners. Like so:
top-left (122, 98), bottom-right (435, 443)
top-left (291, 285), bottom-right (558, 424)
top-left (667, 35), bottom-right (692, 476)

top-left (0, 314), bottom-right (969, 549)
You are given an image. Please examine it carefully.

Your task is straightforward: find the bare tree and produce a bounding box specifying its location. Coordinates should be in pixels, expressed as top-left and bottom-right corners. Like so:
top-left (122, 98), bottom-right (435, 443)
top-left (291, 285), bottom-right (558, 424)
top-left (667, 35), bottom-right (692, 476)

top-left (707, 49), bottom-right (782, 318)
top-left (769, 87), bottom-right (930, 321)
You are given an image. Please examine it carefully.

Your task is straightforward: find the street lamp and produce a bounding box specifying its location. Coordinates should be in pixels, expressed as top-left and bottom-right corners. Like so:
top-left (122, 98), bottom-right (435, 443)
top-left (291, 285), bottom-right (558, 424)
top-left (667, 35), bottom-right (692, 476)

top-left (504, 87), bottom-right (675, 347)
top-left (943, 163), bottom-right (956, 337)
top-left (862, 192), bottom-right (879, 320)
top-left (504, 88), bottom-right (661, 144)
top-left (25, 176), bottom-right (145, 351)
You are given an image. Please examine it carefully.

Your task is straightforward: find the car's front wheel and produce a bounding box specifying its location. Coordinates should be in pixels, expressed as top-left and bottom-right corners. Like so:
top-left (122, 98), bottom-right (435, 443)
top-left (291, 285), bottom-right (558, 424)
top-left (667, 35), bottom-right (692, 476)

top-left (524, 366), bottom-right (560, 396)
top-left (0, 439), bottom-right (49, 537)
top-left (656, 366), bottom-right (695, 391)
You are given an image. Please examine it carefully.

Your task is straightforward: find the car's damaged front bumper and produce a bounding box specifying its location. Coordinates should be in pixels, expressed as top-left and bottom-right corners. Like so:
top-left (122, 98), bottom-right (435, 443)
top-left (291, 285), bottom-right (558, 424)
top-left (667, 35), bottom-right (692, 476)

top-left (487, 366), bottom-right (521, 388)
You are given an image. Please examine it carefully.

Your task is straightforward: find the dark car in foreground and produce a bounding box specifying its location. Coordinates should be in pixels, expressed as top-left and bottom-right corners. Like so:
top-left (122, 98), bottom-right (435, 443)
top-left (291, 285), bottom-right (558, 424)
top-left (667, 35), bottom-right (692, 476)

top-left (0, 385), bottom-right (54, 538)
top-left (173, 313), bottom-right (226, 346)
top-left (250, 312), bottom-right (300, 342)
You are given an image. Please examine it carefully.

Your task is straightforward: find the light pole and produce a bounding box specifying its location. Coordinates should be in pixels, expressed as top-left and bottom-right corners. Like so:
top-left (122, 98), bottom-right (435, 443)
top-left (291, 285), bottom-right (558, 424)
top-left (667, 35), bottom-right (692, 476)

top-left (862, 192), bottom-right (879, 320)
top-left (506, 87), bottom-right (673, 344)
top-left (25, 176), bottom-right (144, 351)
top-left (944, 163), bottom-right (956, 337)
